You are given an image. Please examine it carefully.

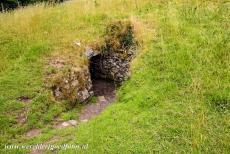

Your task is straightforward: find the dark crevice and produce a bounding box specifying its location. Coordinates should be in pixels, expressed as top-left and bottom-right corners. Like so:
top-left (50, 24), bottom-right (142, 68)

top-left (90, 54), bottom-right (116, 102)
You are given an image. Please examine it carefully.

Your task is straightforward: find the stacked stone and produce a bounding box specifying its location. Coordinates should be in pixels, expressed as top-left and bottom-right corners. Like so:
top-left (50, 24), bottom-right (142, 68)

top-left (90, 48), bottom-right (135, 83)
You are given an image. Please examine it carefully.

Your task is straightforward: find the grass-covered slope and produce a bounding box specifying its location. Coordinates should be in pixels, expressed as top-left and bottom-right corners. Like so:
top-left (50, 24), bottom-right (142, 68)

top-left (0, 0), bottom-right (229, 153)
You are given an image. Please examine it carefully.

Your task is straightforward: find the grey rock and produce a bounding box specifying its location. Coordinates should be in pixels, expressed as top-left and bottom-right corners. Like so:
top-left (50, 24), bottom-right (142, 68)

top-left (85, 47), bottom-right (99, 59)
top-left (98, 96), bottom-right (107, 102)
top-left (68, 120), bottom-right (78, 126)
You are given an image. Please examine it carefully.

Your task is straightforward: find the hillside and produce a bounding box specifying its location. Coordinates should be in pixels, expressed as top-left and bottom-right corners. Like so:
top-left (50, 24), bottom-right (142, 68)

top-left (0, 0), bottom-right (229, 153)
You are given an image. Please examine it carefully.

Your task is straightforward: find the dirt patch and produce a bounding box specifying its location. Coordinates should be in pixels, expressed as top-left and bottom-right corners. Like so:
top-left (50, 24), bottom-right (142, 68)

top-left (53, 120), bottom-right (78, 129)
top-left (46, 136), bottom-right (61, 144)
top-left (29, 149), bottom-right (43, 154)
top-left (17, 96), bottom-right (32, 103)
top-left (79, 79), bottom-right (116, 121)
top-left (26, 128), bottom-right (42, 138)
top-left (17, 108), bottom-right (27, 124)
top-left (92, 79), bottom-right (116, 101)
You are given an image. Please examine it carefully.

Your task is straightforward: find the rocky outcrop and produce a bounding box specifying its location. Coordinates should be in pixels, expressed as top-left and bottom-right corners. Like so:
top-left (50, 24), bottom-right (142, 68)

top-left (47, 58), bottom-right (93, 103)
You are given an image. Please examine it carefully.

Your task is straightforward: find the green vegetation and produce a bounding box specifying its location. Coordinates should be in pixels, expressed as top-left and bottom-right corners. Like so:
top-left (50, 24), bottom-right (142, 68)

top-left (102, 20), bottom-right (137, 53)
top-left (0, 0), bottom-right (229, 153)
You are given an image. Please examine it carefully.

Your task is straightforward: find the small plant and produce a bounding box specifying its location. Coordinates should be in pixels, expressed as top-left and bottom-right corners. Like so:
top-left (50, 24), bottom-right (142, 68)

top-left (104, 20), bottom-right (137, 54)
top-left (207, 92), bottom-right (230, 112)
top-left (92, 20), bottom-right (138, 60)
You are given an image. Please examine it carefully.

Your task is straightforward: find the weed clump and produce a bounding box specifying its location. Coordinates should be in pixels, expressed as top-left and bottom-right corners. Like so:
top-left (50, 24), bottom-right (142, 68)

top-left (105, 21), bottom-right (136, 51)
top-left (206, 91), bottom-right (230, 112)
top-left (94, 20), bottom-right (137, 59)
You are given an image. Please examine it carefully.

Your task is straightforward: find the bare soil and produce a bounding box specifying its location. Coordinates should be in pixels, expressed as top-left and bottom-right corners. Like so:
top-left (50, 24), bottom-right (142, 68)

top-left (79, 79), bottom-right (116, 121)
top-left (17, 108), bottom-right (27, 124)
top-left (17, 96), bottom-right (32, 103)
top-left (26, 129), bottom-right (41, 138)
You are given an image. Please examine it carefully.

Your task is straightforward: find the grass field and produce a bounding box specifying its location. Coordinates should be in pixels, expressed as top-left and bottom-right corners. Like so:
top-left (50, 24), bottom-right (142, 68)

top-left (0, 0), bottom-right (229, 153)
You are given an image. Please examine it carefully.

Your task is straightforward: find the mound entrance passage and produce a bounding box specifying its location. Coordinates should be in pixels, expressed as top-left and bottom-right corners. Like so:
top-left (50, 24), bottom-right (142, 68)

top-left (48, 20), bottom-right (137, 105)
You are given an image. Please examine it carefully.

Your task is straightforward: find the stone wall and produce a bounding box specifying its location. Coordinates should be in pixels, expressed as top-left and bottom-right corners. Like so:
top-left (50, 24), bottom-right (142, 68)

top-left (90, 47), bottom-right (135, 82)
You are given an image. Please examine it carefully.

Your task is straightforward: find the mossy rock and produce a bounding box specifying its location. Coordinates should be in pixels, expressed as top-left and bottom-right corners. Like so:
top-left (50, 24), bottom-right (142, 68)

top-left (46, 58), bottom-right (93, 104)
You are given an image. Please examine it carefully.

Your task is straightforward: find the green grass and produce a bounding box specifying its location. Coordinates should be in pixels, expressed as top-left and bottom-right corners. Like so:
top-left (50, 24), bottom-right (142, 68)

top-left (0, 0), bottom-right (229, 153)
